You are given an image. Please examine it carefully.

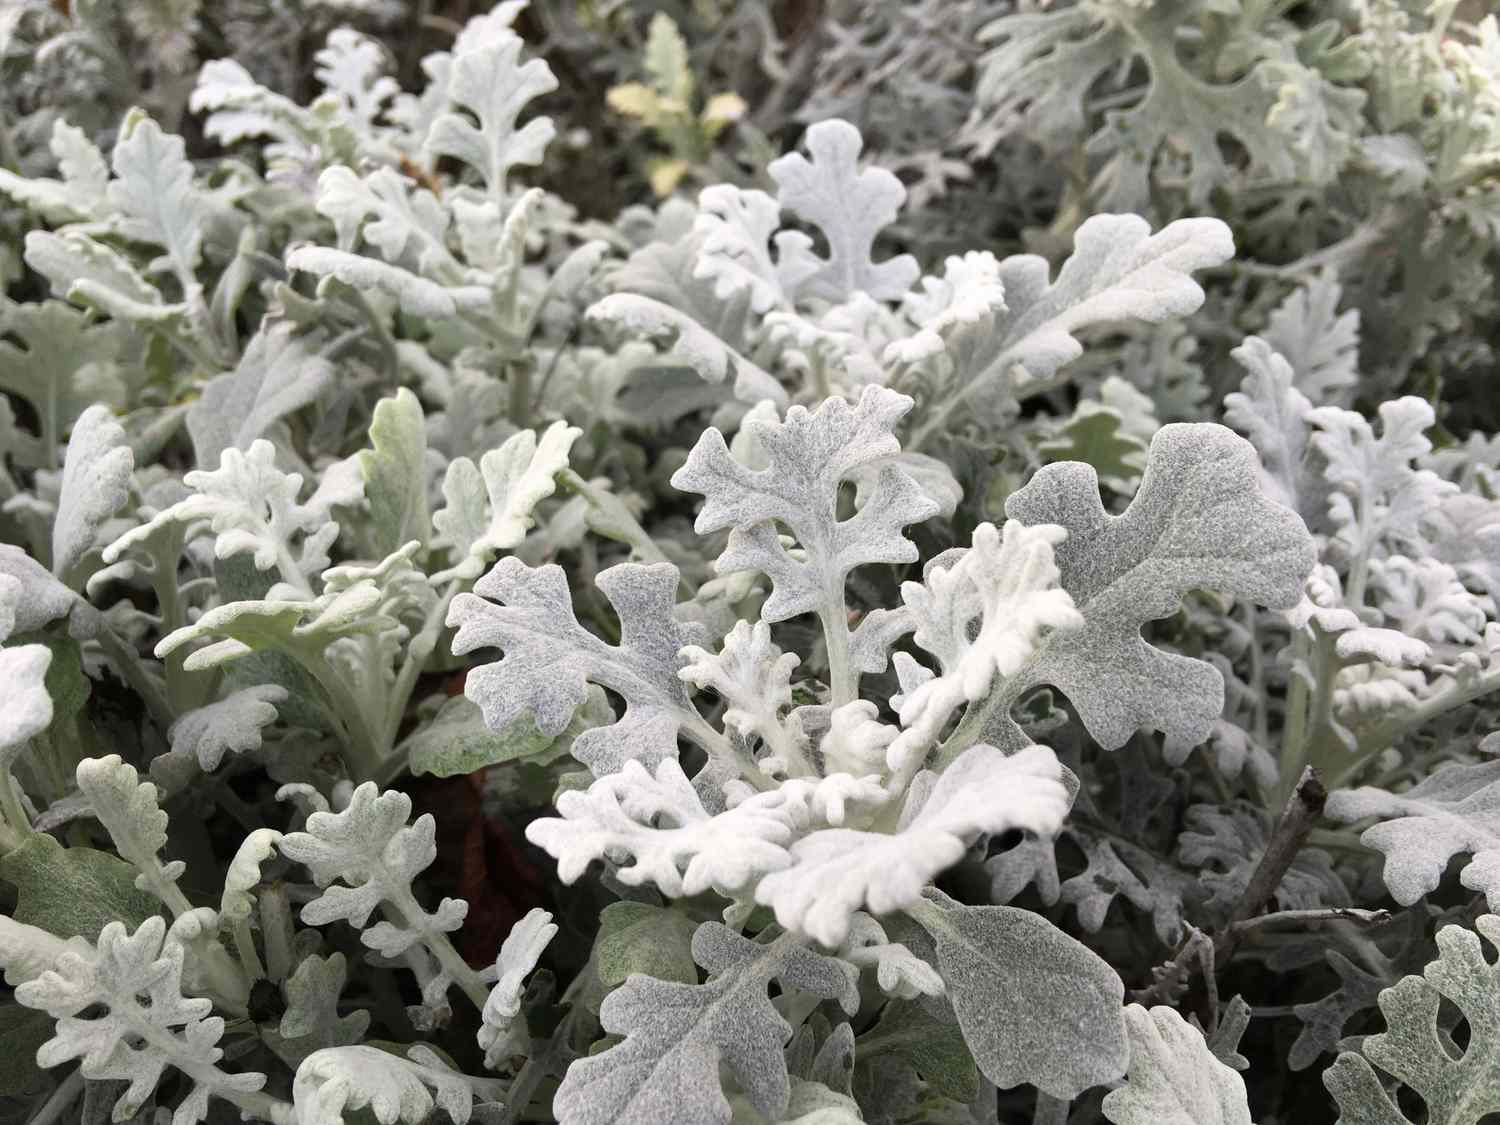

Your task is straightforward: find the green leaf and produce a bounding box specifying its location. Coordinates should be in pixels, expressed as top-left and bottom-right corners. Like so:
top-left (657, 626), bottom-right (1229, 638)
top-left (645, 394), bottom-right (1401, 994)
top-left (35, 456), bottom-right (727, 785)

top-left (0, 298), bottom-right (126, 467)
top-left (643, 12), bottom-right (693, 106)
top-left (856, 1000), bottom-right (978, 1102)
top-left (0, 833), bottom-right (160, 941)
top-left (593, 902), bottom-right (700, 992)
top-left (188, 322), bottom-right (337, 467)
top-left (359, 388), bottom-right (431, 557)
top-left (0, 1002), bottom-right (55, 1095)
top-left (909, 893), bottom-right (1127, 1100)
top-left (404, 696), bottom-right (564, 778)
top-left (1037, 406), bottom-right (1147, 494)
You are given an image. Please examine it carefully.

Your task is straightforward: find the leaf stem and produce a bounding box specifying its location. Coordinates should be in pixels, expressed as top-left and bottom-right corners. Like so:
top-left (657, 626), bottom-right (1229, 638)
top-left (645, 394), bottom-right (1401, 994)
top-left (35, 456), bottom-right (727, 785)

top-left (385, 580), bottom-right (462, 756)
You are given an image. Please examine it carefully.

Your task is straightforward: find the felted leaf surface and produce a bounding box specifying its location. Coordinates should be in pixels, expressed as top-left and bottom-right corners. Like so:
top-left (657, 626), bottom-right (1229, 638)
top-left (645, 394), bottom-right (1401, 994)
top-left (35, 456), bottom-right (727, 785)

top-left (114, 439), bottom-right (340, 589)
top-left (1325, 915), bottom-right (1500, 1125)
top-left (16, 916), bottom-right (265, 1122)
top-left (1326, 759), bottom-right (1500, 912)
top-left (165, 684), bottom-right (289, 771)
top-left (278, 953), bottom-right (370, 1045)
top-left (359, 388), bottom-right (431, 558)
top-left (52, 403), bottom-right (133, 584)
top-left (765, 119), bottom-right (919, 302)
top-left (910, 893), bottom-right (1128, 1100)
top-left (108, 111), bottom-right (213, 297)
top-left (1261, 269), bottom-right (1361, 402)
top-left (754, 744), bottom-right (1070, 946)
top-left (910, 215), bottom-right (1233, 441)
top-left (1102, 1005), bottom-right (1252, 1125)
top-left (479, 907), bottom-right (557, 1067)
top-left (403, 695), bottom-right (574, 778)
top-left (75, 755), bottom-right (187, 910)
top-left (0, 119), bottom-right (109, 222)
top-left (1223, 337), bottom-right (1315, 515)
top-left (0, 576), bottom-right (53, 761)
top-left (525, 756), bottom-right (800, 898)
top-left (279, 783), bottom-right (466, 958)
top-left (1310, 397), bottom-right (1454, 562)
top-left (678, 619), bottom-right (802, 767)
top-left (0, 834), bottom-right (161, 941)
top-left (889, 521), bottom-right (1082, 770)
top-left (672, 386), bottom-right (939, 622)
top-left (449, 559), bottom-right (709, 775)
top-left (1003, 422), bottom-right (1315, 752)
top-left (553, 924), bottom-right (855, 1125)
top-left (0, 546), bottom-right (79, 632)
top-left (432, 419), bottom-right (579, 583)
top-left (292, 1044), bottom-right (471, 1125)
top-left (424, 31), bottom-right (557, 195)
top-left (188, 323), bottom-right (336, 467)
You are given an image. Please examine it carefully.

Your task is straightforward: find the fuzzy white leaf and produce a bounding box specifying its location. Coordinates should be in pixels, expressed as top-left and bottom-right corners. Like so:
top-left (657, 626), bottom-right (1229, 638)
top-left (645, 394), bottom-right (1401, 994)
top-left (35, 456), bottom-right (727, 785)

top-left (889, 521), bottom-right (1082, 771)
top-left (188, 324), bottom-right (336, 467)
top-left (221, 828), bottom-right (282, 923)
top-left (1102, 1005), bottom-right (1252, 1125)
top-left (16, 916), bottom-right (265, 1123)
top-left (525, 757), bottom-right (797, 897)
top-left (755, 744), bottom-right (1069, 946)
top-left (0, 573), bottom-right (54, 762)
top-left (1310, 397), bottom-right (1456, 562)
top-left (293, 1044), bottom-right (472, 1125)
top-left (107, 440), bottom-right (338, 589)
top-left (167, 685), bottom-right (288, 771)
top-left (1327, 760), bottom-right (1500, 912)
top-left (51, 404), bottom-right (133, 584)
top-left (554, 922), bottom-right (855, 1125)
top-left (75, 755), bottom-right (185, 909)
top-left (108, 111), bottom-right (212, 294)
top-left (1261, 269), bottom-right (1360, 402)
top-left (424, 30), bottom-right (557, 195)
top-left (766, 120), bottom-right (918, 302)
top-left (449, 559), bottom-right (709, 775)
top-left (1224, 336), bottom-right (1315, 515)
top-left (432, 420), bottom-right (580, 583)
top-left (0, 119), bottom-right (109, 222)
top-left (478, 907), bottom-right (557, 1068)
top-left (280, 782), bottom-right (467, 959)
top-left (673, 386), bottom-right (939, 622)
top-left (1004, 423), bottom-right (1315, 753)
top-left (678, 620), bottom-right (802, 768)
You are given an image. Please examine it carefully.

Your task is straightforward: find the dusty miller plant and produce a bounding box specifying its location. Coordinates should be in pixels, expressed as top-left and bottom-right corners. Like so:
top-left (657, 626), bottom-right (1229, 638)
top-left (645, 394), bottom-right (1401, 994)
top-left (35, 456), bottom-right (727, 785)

top-left (4, 3), bottom-right (1500, 1125)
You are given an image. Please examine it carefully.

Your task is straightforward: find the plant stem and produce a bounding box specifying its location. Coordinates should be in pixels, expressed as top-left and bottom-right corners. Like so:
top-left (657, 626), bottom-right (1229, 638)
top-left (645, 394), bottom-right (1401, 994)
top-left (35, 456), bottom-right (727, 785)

top-left (1228, 906), bottom-right (1390, 940)
top-left (1131, 769), bottom-right (1328, 1011)
top-left (385, 580), bottom-right (462, 754)
top-left (27, 1069), bottom-right (83, 1125)
top-left (0, 766), bottom-right (32, 836)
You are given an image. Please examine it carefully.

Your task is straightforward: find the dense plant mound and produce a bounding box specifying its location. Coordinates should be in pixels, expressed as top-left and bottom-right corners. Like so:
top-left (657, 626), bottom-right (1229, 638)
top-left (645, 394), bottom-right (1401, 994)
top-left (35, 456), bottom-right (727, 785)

top-left (3, 3), bottom-right (1500, 1123)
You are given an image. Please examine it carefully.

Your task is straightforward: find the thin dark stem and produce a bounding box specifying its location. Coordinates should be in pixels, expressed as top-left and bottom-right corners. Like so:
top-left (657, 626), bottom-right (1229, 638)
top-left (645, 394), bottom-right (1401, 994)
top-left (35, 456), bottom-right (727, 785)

top-left (1130, 768), bottom-right (1329, 1013)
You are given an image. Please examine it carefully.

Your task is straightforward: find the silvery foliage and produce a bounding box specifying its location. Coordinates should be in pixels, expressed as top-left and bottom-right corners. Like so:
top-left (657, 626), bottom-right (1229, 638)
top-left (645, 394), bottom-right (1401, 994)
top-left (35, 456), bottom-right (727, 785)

top-left (4, 4), bottom-right (1500, 1125)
